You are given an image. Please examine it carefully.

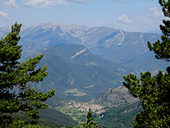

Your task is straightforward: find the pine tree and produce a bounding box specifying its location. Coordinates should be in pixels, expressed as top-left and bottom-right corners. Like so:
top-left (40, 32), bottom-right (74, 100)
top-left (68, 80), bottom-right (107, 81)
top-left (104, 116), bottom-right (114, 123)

top-left (80, 108), bottom-right (100, 128)
top-left (123, 0), bottom-right (170, 127)
top-left (0, 23), bottom-right (55, 127)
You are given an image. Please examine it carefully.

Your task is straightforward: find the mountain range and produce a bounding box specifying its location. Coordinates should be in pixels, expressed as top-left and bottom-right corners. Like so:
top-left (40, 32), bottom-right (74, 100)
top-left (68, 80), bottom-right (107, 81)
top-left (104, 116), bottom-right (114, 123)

top-left (1, 22), bottom-right (168, 100)
top-left (31, 44), bottom-right (139, 101)
top-left (0, 22), bottom-right (168, 73)
top-left (1, 22), bottom-right (165, 127)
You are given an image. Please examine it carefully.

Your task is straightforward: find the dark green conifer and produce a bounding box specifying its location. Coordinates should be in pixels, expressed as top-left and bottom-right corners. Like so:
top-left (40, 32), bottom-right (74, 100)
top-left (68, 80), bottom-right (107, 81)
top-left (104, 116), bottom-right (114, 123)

top-left (123, 0), bottom-right (170, 127)
top-left (80, 108), bottom-right (100, 128)
top-left (0, 23), bottom-right (55, 127)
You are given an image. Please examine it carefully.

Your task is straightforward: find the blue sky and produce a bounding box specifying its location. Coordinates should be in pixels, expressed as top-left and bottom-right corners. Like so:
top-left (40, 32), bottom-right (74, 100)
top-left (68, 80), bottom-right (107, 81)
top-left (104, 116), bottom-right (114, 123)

top-left (0, 0), bottom-right (165, 32)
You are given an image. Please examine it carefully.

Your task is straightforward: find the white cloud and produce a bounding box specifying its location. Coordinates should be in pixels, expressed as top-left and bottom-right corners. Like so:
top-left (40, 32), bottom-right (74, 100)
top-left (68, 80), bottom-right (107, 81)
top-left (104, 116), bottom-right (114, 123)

top-left (110, 0), bottom-right (128, 1)
top-left (66, 0), bottom-right (95, 3)
top-left (115, 7), bottom-right (164, 32)
top-left (20, 0), bottom-right (94, 8)
top-left (139, 7), bottom-right (163, 21)
top-left (0, 0), bottom-right (19, 10)
top-left (87, 7), bottom-right (164, 32)
top-left (20, 0), bottom-right (72, 8)
top-left (118, 15), bottom-right (131, 23)
top-left (5, 0), bottom-right (19, 10)
top-left (11, 0), bottom-right (126, 8)
top-left (135, 7), bottom-right (164, 32)
top-left (0, 10), bottom-right (10, 20)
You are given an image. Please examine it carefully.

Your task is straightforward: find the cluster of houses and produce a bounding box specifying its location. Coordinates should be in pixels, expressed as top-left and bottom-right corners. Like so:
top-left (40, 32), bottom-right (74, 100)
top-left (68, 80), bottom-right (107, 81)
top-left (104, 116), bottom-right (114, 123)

top-left (67, 101), bottom-right (105, 114)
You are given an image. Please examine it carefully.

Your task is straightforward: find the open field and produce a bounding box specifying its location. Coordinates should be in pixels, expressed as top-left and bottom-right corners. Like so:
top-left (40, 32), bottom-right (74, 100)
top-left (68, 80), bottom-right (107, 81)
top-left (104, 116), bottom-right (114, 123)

top-left (64, 88), bottom-right (87, 96)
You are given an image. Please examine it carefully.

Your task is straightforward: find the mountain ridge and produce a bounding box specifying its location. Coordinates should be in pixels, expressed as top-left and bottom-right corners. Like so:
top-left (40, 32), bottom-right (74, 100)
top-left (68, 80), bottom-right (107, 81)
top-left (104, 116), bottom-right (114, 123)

top-left (0, 22), bottom-right (166, 73)
top-left (31, 44), bottom-right (139, 101)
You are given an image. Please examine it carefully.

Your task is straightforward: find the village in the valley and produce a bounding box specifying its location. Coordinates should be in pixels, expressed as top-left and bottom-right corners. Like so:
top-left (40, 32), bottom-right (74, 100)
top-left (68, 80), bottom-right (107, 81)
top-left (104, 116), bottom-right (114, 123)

top-left (67, 101), bottom-right (105, 114)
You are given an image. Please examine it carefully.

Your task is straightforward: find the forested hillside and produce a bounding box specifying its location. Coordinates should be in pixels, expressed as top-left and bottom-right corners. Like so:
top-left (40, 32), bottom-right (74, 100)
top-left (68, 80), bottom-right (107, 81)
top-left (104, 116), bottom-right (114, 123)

top-left (0, 20), bottom-right (166, 128)
top-left (29, 44), bottom-right (139, 101)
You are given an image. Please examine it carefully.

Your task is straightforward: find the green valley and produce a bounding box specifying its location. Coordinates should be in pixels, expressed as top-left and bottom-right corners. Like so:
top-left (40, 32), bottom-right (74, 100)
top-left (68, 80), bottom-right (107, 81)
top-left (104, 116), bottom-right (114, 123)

top-left (40, 86), bottom-right (142, 128)
top-left (1, 17), bottom-right (166, 127)
top-left (30, 44), bottom-right (139, 101)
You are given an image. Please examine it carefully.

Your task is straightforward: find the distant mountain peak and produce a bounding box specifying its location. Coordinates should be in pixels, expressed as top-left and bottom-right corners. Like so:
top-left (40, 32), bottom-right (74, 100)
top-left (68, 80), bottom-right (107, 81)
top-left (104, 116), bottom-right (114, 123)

top-left (0, 22), bottom-right (165, 72)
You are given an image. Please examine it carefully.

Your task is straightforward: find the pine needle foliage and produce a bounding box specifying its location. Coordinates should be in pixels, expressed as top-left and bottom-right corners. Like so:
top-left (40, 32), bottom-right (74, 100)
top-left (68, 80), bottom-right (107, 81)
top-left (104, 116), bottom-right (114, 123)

top-left (80, 108), bottom-right (100, 128)
top-left (123, 0), bottom-right (170, 127)
top-left (0, 23), bottom-right (55, 127)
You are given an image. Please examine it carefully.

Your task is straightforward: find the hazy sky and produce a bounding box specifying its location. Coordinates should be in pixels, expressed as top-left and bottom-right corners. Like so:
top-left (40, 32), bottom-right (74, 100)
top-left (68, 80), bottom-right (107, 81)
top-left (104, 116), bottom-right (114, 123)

top-left (0, 0), bottom-right (165, 32)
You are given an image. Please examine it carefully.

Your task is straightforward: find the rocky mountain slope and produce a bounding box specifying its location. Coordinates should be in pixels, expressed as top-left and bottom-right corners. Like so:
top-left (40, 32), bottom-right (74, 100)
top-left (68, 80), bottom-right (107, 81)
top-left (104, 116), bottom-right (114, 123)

top-left (93, 86), bottom-right (139, 108)
top-left (95, 100), bottom-right (142, 128)
top-left (31, 44), bottom-right (139, 101)
top-left (93, 85), bottom-right (142, 128)
top-left (1, 22), bottom-right (167, 72)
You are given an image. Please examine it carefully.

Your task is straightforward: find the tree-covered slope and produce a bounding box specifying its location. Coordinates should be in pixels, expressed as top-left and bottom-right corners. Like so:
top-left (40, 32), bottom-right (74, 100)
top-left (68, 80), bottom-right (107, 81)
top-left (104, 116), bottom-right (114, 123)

top-left (93, 86), bottom-right (139, 108)
top-left (39, 108), bottom-right (78, 126)
top-left (31, 44), bottom-right (139, 101)
top-left (94, 101), bottom-right (142, 128)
